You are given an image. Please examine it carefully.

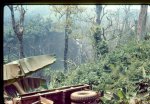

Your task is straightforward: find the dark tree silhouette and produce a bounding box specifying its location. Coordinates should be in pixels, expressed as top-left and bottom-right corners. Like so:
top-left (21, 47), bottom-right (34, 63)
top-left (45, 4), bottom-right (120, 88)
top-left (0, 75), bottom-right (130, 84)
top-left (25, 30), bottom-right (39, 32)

top-left (7, 5), bottom-right (26, 58)
top-left (137, 5), bottom-right (148, 41)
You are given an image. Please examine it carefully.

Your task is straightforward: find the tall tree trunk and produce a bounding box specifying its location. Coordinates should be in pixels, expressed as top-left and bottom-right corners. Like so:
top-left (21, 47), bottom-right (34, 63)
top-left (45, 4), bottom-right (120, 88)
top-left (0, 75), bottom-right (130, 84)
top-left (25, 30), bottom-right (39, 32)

top-left (124, 6), bottom-right (130, 32)
top-left (7, 46), bottom-right (11, 62)
top-left (18, 37), bottom-right (25, 58)
top-left (94, 5), bottom-right (102, 58)
top-left (137, 5), bottom-right (148, 41)
top-left (8, 5), bottom-right (26, 59)
top-left (96, 5), bottom-right (102, 25)
top-left (64, 7), bottom-right (69, 73)
top-left (117, 6), bottom-right (130, 46)
top-left (64, 28), bottom-right (69, 72)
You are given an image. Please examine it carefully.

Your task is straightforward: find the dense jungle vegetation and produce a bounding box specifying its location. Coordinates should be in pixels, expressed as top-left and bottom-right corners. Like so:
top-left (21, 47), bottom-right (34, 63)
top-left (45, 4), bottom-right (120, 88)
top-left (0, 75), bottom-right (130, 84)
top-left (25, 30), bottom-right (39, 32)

top-left (4, 5), bottom-right (150, 103)
top-left (50, 40), bottom-right (150, 103)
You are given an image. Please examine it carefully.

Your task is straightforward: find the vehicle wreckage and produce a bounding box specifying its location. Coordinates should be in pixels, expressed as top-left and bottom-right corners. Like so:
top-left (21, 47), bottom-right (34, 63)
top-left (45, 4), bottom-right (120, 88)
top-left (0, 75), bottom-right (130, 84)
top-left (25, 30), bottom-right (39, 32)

top-left (4, 54), bottom-right (101, 104)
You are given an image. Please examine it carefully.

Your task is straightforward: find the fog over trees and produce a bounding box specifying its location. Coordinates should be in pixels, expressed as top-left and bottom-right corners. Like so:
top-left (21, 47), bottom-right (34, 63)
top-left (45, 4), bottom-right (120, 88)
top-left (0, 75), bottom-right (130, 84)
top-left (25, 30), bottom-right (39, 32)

top-left (3, 5), bottom-right (150, 103)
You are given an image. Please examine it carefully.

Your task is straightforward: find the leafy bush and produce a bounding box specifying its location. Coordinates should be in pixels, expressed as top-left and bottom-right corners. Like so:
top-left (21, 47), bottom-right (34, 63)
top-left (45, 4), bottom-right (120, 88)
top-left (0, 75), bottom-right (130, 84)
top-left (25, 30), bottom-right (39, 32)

top-left (50, 40), bottom-right (150, 103)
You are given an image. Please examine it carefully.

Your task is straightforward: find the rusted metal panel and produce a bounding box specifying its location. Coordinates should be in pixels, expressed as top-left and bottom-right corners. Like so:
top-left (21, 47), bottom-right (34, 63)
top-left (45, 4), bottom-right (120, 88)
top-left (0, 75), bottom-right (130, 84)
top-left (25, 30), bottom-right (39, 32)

top-left (4, 54), bottom-right (56, 86)
top-left (39, 96), bottom-right (54, 104)
top-left (41, 91), bottom-right (64, 104)
top-left (20, 84), bottom-right (89, 97)
top-left (20, 84), bottom-right (90, 104)
top-left (21, 91), bottom-right (64, 104)
top-left (4, 77), bottom-right (47, 97)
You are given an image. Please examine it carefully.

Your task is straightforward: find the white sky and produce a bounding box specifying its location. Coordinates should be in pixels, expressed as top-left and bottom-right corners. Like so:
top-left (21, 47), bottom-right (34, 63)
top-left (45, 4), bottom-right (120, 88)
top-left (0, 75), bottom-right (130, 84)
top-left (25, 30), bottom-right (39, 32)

top-left (4, 5), bottom-right (150, 13)
top-left (81, 5), bottom-right (150, 11)
top-left (24, 5), bottom-right (150, 12)
top-left (4, 5), bottom-right (150, 21)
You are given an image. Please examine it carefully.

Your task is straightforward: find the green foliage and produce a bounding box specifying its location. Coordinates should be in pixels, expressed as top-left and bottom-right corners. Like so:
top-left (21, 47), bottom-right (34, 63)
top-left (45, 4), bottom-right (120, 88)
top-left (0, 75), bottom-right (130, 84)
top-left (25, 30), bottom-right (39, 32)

top-left (98, 40), bottom-right (109, 56)
top-left (3, 57), bottom-right (8, 64)
top-left (25, 14), bottom-right (52, 37)
top-left (51, 40), bottom-right (150, 103)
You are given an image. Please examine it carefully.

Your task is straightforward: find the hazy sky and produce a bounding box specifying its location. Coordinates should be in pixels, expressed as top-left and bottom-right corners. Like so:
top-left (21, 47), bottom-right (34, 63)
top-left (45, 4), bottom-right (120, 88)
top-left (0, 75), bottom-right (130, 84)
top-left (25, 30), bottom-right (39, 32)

top-left (4, 5), bottom-right (150, 22)
top-left (23, 5), bottom-right (149, 11)
top-left (4, 5), bottom-right (149, 12)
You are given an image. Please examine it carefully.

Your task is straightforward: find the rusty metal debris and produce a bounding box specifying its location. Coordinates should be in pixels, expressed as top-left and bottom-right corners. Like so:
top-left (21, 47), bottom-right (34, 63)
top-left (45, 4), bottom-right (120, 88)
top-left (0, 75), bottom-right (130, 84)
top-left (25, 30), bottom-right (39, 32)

top-left (4, 77), bottom-right (47, 97)
top-left (4, 54), bottom-right (56, 86)
top-left (20, 84), bottom-right (91, 104)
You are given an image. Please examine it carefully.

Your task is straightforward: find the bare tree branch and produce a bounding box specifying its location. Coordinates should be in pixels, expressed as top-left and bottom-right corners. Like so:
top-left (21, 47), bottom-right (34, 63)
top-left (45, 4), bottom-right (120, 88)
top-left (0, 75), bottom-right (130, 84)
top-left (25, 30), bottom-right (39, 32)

top-left (7, 5), bottom-right (17, 34)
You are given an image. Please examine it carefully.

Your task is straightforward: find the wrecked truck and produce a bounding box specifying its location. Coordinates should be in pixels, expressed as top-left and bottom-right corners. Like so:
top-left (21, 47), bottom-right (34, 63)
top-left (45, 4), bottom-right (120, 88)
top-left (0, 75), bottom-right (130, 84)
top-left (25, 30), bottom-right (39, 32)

top-left (4, 54), bottom-right (101, 104)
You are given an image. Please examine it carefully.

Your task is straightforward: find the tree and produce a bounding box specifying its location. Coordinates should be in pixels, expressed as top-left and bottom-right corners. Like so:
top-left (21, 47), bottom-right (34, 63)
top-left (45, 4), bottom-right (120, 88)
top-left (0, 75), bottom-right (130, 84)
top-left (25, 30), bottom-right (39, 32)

top-left (4, 30), bottom-right (18, 62)
top-left (64, 6), bottom-right (70, 73)
top-left (51, 5), bottom-right (83, 72)
top-left (117, 6), bottom-right (132, 46)
top-left (137, 5), bottom-right (148, 41)
top-left (96, 5), bottom-right (102, 25)
top-left (94, 5), bottom-right (110, 59)
top-left (94, 5), bottom-right (103, 58)
top-left (7, 5), bottom-right (26, 58)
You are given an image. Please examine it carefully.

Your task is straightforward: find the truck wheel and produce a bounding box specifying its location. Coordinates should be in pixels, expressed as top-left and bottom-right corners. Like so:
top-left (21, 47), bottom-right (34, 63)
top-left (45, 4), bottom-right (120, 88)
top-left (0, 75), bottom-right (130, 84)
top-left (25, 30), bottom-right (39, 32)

top-left (71, 90), bottom-right (98, 103)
